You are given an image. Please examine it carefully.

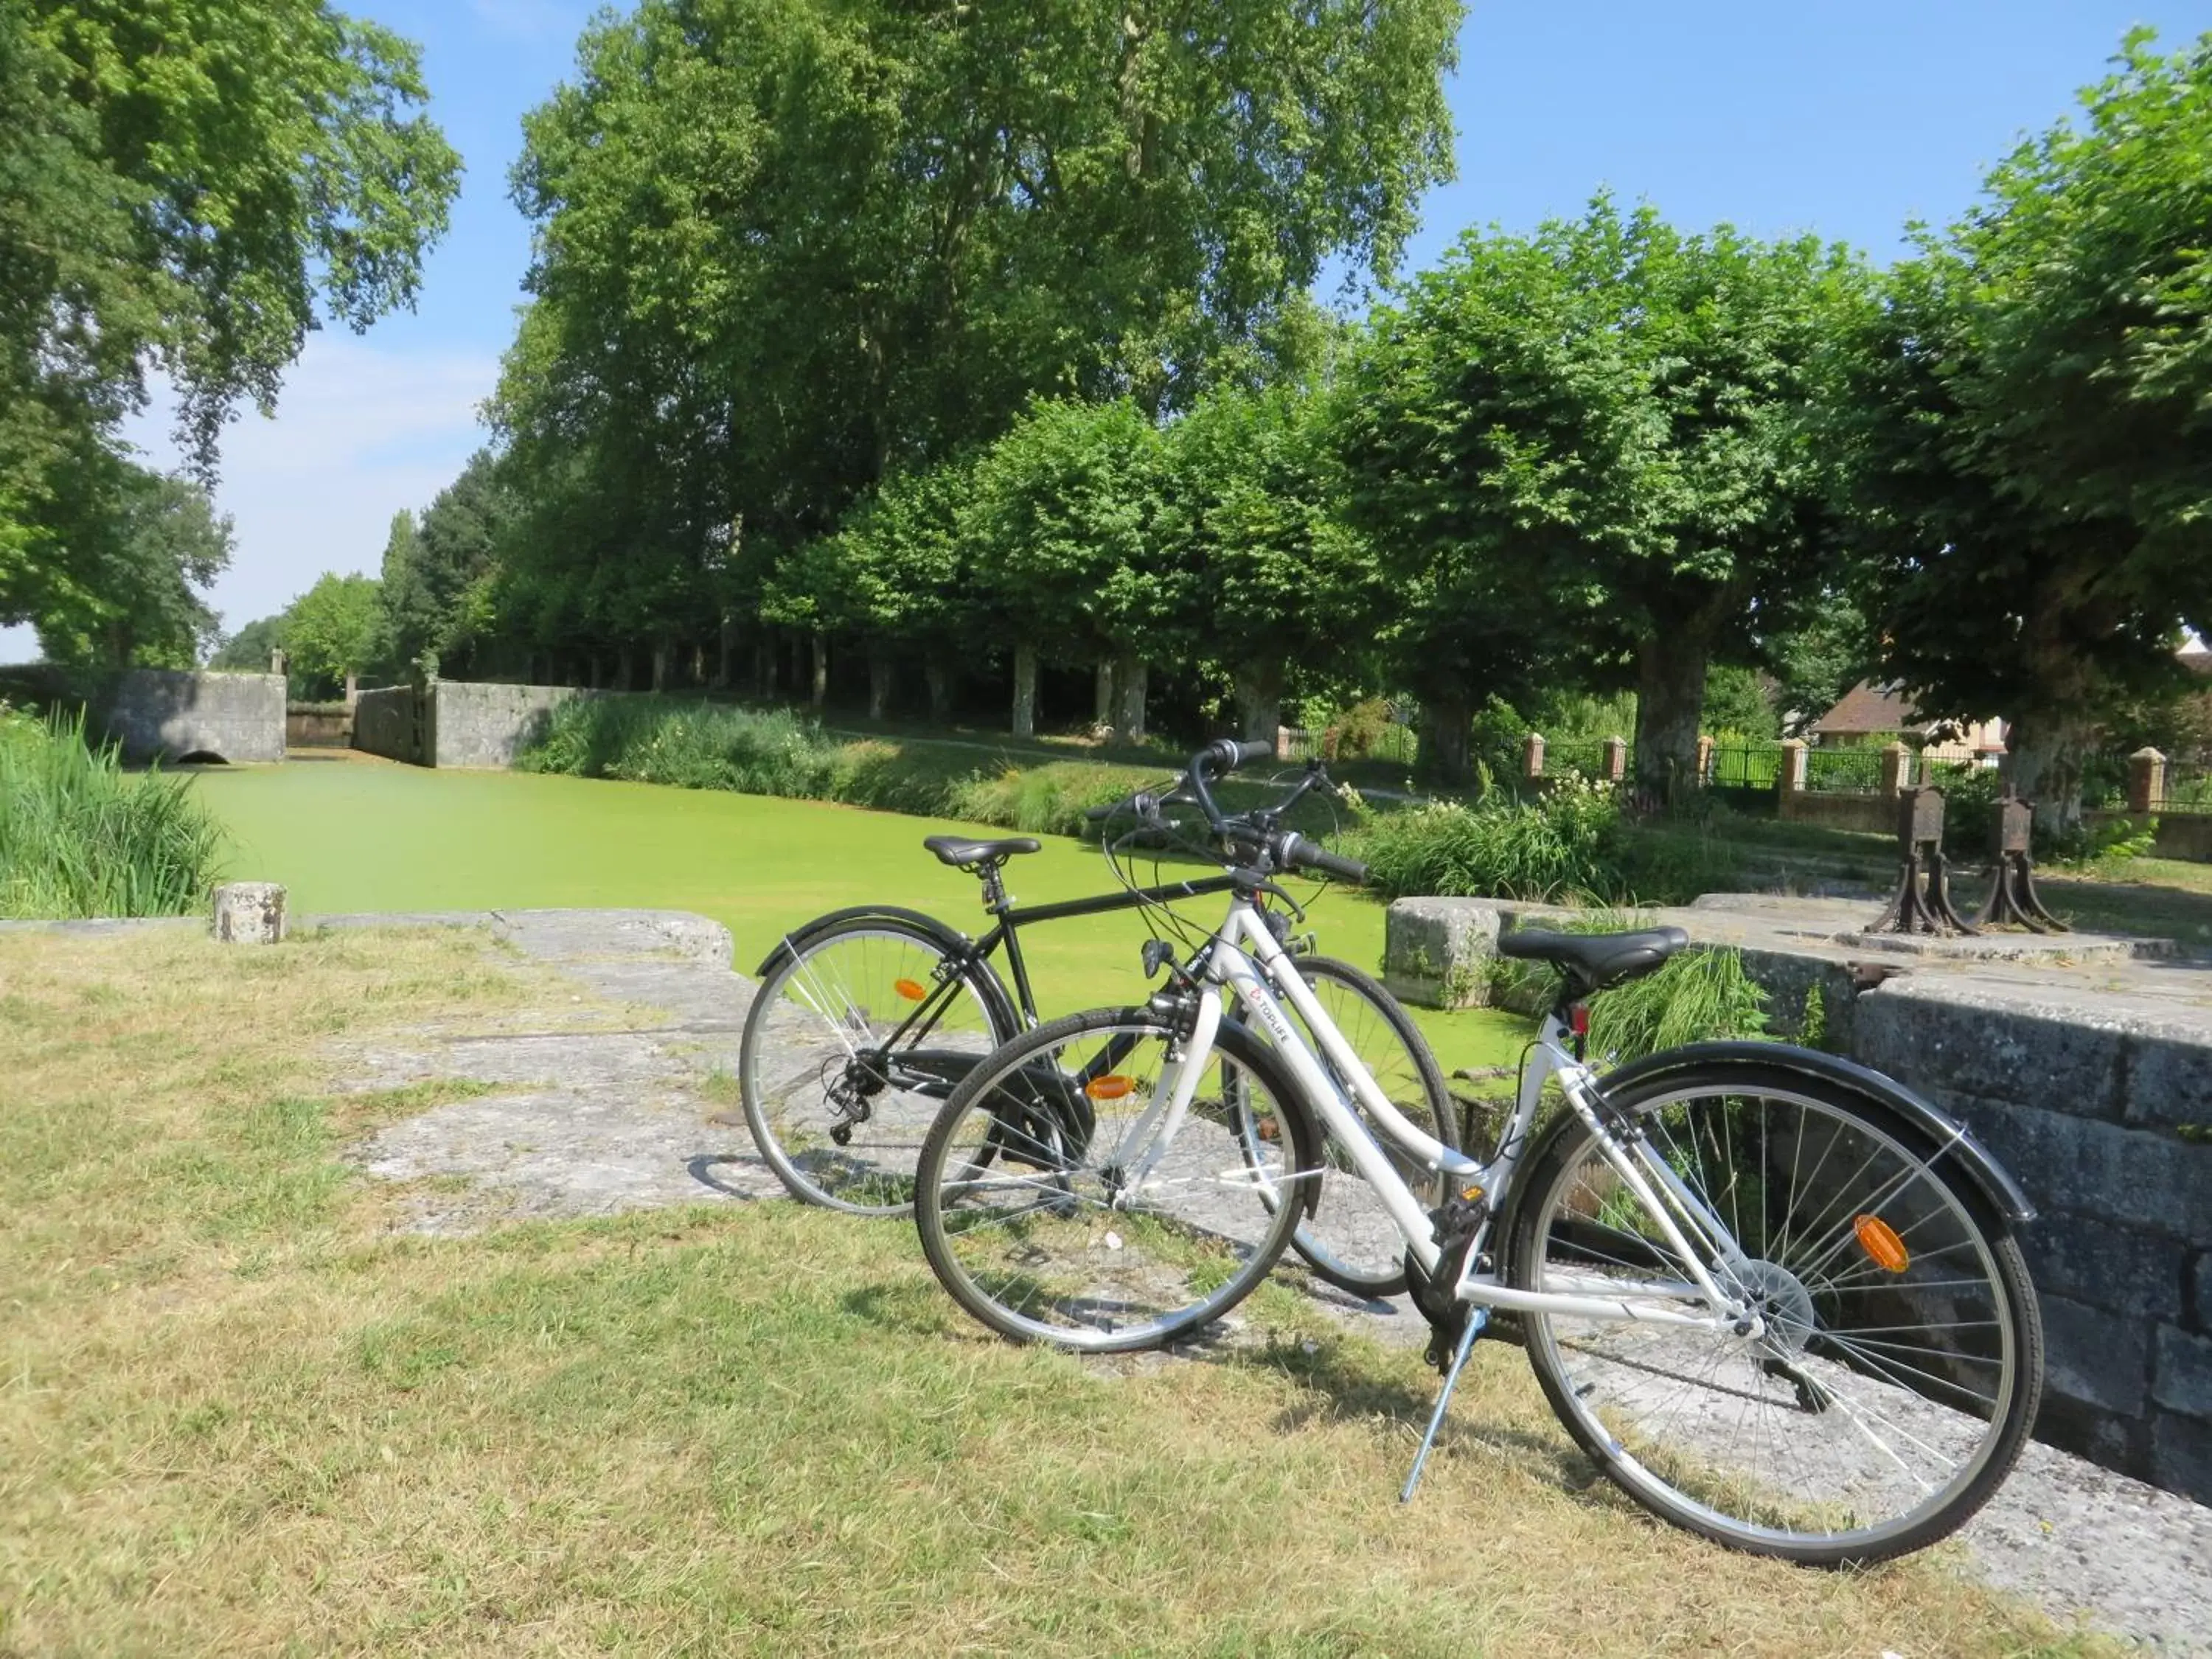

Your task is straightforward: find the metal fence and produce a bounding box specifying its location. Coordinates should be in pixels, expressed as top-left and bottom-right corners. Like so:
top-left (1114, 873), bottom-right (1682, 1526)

top-left (1276, 723), bottom-right (1418, 767)
top-left (1707, 744), bottom-right (1781, 790)
top-left (2157, 759), bottom-right (2212, 815)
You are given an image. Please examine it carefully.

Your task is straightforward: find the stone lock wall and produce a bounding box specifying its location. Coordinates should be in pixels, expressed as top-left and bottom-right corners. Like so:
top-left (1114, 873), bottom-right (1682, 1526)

top-left (350, 680), bottom-right (592, 769)
top-left (1384, 895), bottom-right (2212, 1503)
top-left (0, 664), bottom-right (285, 763)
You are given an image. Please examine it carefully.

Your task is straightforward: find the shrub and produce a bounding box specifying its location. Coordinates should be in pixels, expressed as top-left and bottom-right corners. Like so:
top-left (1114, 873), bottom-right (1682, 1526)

top-left (1346, 779), bottom-right (1632, 904)
top-left (0, 707), bottom-right (228, 919)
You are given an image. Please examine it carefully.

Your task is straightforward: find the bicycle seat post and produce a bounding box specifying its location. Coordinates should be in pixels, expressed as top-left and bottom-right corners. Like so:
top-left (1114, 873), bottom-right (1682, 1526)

top-left (975, 859), bottom-right (1012, 917)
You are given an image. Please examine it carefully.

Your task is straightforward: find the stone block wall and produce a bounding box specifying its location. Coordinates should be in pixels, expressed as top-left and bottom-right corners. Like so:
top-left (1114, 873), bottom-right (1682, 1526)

top-left (0, 665), bottom-right (285, 763)
top-left (352, 686), bottom-right (422, 763)
top-left (428, 681), bottom-right (590, 769)
top-left (1849, 981), bottom-right (2212, 1498)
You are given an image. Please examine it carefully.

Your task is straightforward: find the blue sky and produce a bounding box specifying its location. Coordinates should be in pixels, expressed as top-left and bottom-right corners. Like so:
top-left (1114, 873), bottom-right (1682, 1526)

top-left (8, 0), bottom-right (2204, 661)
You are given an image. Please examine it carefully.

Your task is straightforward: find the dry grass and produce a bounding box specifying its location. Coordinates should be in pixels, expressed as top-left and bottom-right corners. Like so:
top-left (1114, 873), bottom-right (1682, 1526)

top-left (0, 927), bottom-right (2110, 1656)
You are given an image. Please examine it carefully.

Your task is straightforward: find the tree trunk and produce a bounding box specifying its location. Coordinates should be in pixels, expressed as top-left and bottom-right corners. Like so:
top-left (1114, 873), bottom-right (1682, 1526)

top-left (866, 644), bottom-right (894, 721)
top-left (2003, 709), bottom-right (2095, 835)
top-left (1233, 662), bottom-right (1284, 746)
top-left (1094, 660), bottom-right (1116, 728)
top-left (1632, 633), bottom-right (1711, 806)
top-left (785, 632), bottom-right (804, 697)
top-left (618, 643), bottom-right (636, 692)
top-left (751, 640), bottom-right (772, 698)
top-left (810, 632), bottom-right (828, 710)
top-left (715, 619), bottom-right (735, 689)
top-left (1416, 693), bottom-right (1471, 785)
top-left (1012, 641), bottom-right (1037, 739)
top-left (651, 639), bottom-right (670, 692)
top-left (923, 659), bottom-right (953, 723)
top-left (1113, 653), bottom-right (1147, 741)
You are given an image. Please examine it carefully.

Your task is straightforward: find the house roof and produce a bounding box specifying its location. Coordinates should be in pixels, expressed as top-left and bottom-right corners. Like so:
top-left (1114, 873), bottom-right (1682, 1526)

top-left (1812, 681), bottom-right (1916, 735)
top-left (1811, 681), bottom-right (2006, 748)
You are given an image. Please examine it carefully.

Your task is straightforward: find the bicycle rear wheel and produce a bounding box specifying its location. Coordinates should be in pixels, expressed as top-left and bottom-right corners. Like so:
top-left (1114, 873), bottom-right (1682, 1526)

top-left (914, 1006), bottom-right (1324, 1352)
top-left (1228, 956), bottom-right (1455, 1296)
top-left (740, 915), bottom-right (1016, 1215)
top-left (1506, 1063), bottom-right (2041, 1565)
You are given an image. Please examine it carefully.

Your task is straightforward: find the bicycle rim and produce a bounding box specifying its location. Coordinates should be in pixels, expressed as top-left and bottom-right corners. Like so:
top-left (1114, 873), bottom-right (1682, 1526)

top-left (741, 921), bottom-right (1009, 1215)
top-left (1512, 1079), bottom-right (2037, 1563)
top-left (917, 1009), bottom-right (1318, 1352)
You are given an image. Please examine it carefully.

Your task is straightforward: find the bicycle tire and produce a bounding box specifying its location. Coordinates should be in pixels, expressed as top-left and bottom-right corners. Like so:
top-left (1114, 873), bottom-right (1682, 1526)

top-left (740, 914), bottom-right (1020, 1215)
top-left (1226, 956), bottom-right (1456, 1297)
top-left (914, 1005), bottom-right (1326, 1352)
top-left (1503, 1062), bottom-right (2042, 1565)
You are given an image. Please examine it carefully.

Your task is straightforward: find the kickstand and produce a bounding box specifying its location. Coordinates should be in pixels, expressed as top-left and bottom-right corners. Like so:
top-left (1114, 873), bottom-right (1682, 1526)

top-left (1399, 1308), bottom-right (1487, 1503)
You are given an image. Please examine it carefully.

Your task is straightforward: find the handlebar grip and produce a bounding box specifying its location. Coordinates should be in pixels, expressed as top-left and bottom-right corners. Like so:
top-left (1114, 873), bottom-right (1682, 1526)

top-left (1201, 737), bottom-right (1276, 776)
top-left (1281, 834), bottom-right (1368, 886)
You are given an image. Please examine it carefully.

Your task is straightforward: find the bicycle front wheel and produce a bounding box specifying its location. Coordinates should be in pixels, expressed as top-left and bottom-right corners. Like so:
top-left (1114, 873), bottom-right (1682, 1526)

top-left (1229, 956), bottom-right (1455, 1297)
top-left (1506, 1063), bottom-right (2042, 1565)
top-left (914, 1006), bottom-right (1325, 1352)
top-left (740, 916), bottom-right (1016, 1215)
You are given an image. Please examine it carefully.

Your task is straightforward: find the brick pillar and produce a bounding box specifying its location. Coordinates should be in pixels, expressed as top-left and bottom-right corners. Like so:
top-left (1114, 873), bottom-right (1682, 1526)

top-left (344, 672), bottom-right (359, 709)
top-left (1695, 733), bottom-right (1714, 785)
top-left (2129, 748), bottom-right (2166, 814)
top-left (1880, 741), bottom-right (1910, 797)
top-left (1601, 734), bottom-right (1627, 783)
top-left (1778, 738), bottom-right (1809, 799)
top-left (1523, 731), bottom-right (1545, 781)
top-left (1275, 725), bottom-right (1293, 762)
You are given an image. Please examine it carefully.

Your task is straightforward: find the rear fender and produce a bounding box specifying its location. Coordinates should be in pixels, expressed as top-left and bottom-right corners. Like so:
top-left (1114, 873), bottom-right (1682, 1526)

top-left (754, 905), bottom-right (1020, 1038)
top-left (1592, 1040), bottom-right (2035, 1228)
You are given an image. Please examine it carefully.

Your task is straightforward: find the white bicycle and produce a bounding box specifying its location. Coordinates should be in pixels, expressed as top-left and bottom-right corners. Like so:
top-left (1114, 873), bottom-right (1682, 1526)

top-left (913, 740), bottom-right (2045, 1565)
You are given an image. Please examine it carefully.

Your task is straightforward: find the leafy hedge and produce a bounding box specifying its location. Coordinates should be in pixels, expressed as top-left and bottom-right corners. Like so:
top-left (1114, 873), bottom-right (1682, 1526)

top-left (0, 708), bottom-right (228, 919)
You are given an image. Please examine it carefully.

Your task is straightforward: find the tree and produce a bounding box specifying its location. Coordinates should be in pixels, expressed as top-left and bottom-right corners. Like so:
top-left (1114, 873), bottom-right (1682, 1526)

top-left (1338, 199), bottom-right (1873, 796)
top-left (1160, 380), bottom-right (1377, 742)
top-left (383, 452), bottom-right (516, 678)
top-left (29, 462), bottom-right (232, 669)
top-left (959, 400), bottom-right (1176, 738)
top-left (492, 0), bottom-right (1461, 676)
top-left (282, 572), bottom-right (383, 696)
top-left (0, 0), bottom-right (457, 653)
top-left (1840, 31), bottom-right (2212, 827)
top-left (766, 456), bottom-right (979, 720)
top-left (212, 614), bottom-right (287, 674)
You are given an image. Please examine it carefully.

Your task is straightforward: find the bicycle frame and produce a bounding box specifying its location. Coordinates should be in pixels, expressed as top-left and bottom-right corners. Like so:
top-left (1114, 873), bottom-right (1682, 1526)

top-left (1186, 895), bottom-right (1756, 1338)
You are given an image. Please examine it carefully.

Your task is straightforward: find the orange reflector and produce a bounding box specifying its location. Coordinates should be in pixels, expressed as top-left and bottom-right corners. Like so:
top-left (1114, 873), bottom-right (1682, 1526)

top-left (1085, 1075), bottom-right (1135, 1100)
top-left (1854, 1214), bottom-right (1910, 1273)
top-left (893, 978), bottom-right (928, 1001)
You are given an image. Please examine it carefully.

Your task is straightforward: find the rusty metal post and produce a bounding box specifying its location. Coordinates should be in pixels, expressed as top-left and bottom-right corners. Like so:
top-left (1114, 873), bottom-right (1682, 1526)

top-left (1871, 785), bottom-right (1977, 936)
top-left (1978, 790), bottom-right (2068, 932)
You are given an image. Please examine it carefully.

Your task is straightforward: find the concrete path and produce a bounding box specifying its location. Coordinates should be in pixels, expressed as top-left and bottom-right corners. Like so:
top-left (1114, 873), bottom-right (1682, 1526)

top-left (318, 907), bottom-right (2211, 1653)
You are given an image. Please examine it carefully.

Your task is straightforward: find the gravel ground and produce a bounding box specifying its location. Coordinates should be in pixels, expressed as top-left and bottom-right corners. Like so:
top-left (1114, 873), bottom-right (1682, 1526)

top-left (317, 906), bottom-right (2212, 1652)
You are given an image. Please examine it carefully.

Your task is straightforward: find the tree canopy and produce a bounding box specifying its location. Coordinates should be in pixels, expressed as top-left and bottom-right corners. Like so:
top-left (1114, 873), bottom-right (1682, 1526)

top-left (1842, 30), bottom-right (2212, 821)
top-left (488, 0), bottom-right (1463, 674)
top-left (0, 0), bottom-right (457, 658)
top-left (1338, 198), bottom-right (1872, 792)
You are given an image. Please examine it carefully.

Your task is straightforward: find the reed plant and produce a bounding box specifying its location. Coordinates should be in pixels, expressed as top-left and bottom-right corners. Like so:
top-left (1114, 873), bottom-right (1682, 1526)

top-left (0, 707), bottom-right (229, 919)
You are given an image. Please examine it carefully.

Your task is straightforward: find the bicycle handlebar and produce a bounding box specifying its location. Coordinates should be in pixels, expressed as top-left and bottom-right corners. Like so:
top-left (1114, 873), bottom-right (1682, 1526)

top-left (1082, 745), bottom-right (1366, 888)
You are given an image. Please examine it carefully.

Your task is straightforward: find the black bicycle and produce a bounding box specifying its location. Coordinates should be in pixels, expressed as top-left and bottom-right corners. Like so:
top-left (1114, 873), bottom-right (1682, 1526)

top-left (735, 762), bottom-right (1458, 1295)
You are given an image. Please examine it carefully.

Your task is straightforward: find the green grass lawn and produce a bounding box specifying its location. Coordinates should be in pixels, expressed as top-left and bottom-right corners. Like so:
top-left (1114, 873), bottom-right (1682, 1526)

top-left (0, 925), bottom-right (2090, 1655)
top-left (193, 756), bottom-right (1525, 1074)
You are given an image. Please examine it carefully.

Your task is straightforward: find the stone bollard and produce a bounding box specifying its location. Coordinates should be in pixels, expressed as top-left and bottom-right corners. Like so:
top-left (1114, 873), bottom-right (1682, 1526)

top-left (213, 882), bottom-right (288, 945)
top-left (2130, 748), bottom-right (2166, 815)
top-left (1383, 897), bottom-right (1501, 1009)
